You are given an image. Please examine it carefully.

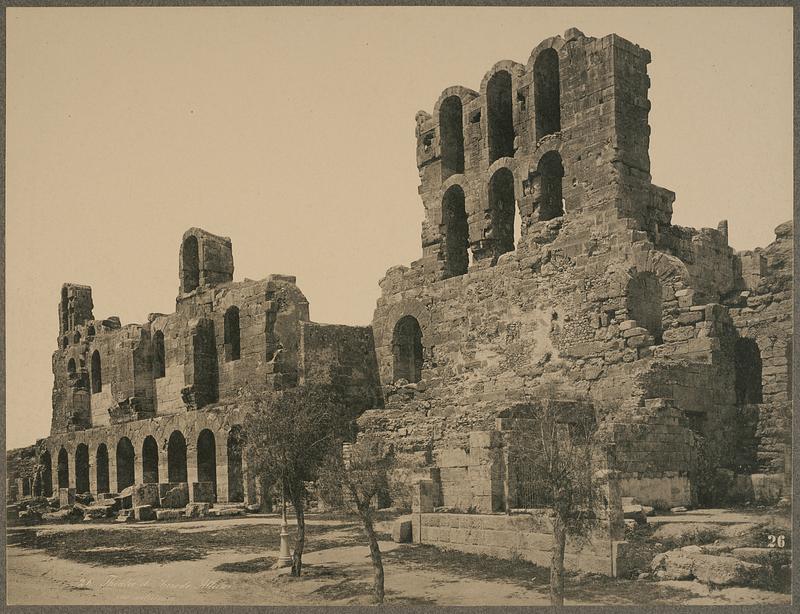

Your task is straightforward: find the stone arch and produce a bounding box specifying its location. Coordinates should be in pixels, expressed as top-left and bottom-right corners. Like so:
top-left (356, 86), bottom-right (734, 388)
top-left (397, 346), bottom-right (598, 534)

top-left (536, 150), bottom-right (565, 221)
top-left (197, 429), bottom-right (217, 499)
top-left (441, 184), bottom-right (469, 278)
top-left (224, 306), bottom-right (241, 362)
top-left (96, 443), bottom-right (110, 494)
top-left (153, 330), bottom-right (166, 379)
top-left (90, 350), bottom-right (102, 394)
top-left (734, 338), bottom-right (763, 405)
top-left (167, 430), bottom-right (188, 483)
top-left (439, 95), bottom-right (465, 179)
top-left (75, 443), bottom-right (90, 494)
top-left (626, 271), bottom-right (664, 344)
top-left (116, 437), bottom-right (135, 492)
top-left (39, 450), bottom-right (53, 497)
top-left (486, 70), bottom-right (514, 163)
top-left (227, 426), bottom-right (244, 503)
top-left (488, 166), bottom-right (517, 256)
top-left (533, 47), bottom-right (561, 140)
top-left (57, 447), bottom-right (69, 489)
top-left (392, 316), bottom-right (423, 384)
top-left (142, 435), bottom-right (159, 484)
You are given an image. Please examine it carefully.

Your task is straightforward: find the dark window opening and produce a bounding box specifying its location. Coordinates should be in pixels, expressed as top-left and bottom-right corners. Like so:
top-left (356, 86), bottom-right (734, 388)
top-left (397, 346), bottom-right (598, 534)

top-left (167, 430), bottom-right (188, 483)
top-left (197, 429), bottom-right (217, 501)
top-left (142, 436), bottom-right (159, 484)
top-left (442, 185), bottom-right (469, 278)
top-left (153, 330), bottom-right (166, 379)
top-left (224, 306), bottom-right (241, 362)
top-left (116, 438), bottom-right (135, 492)
top-left (67, 358), bottom-right (76, 377)
top-left (439, 96), bottom-right (465, 179)
top-left (182, 235), bottom-right (200, 293)
top-left (734, 338), bottom-right (763, 405)
top-left (488, 167), bottom-right (516, 256)
top-left (57, 447), bottom-right (69, 489)
top-left (96, 444), bottom-right (110, 494)
top-left (534, 48), bottom-right (561, 140)
top-left (75, 444), bottom-right (90, 494)
top-left (487, 70), bottom-right (514, 163)
top-left (61, 336), bottom-right (69, 349)
top-left (625, 272), bottom-right (663, 344)
top-left (227, 427), bottom-right (244, 503)
top-left (537, 151), bottom-right (565, 221)
top-left (40, 451), bottom-right (53, 497)
top-left (392, 316), bottom-right (423, 384)
top-left (87, 325), bottom-right (96, 337)
top-left (90, 350), bottom-right (102, 393)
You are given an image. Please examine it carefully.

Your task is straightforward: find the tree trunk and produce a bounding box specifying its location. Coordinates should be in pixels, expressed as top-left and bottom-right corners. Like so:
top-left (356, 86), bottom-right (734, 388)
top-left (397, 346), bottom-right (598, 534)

top-left (360, 508), bottom-right (385, 603)
top-left (550, 514), bottom-right (567, 606)
top-left (290, 492), bottom-right (305, 577)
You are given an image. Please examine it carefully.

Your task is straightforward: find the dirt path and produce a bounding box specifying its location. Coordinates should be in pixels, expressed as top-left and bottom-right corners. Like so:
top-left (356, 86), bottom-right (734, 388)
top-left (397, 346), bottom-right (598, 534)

top-left (5, 515), bottom-right (792, 606)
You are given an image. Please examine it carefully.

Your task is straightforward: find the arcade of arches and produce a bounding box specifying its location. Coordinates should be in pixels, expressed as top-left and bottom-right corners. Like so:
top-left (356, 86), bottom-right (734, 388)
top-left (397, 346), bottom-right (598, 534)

top-left (34, 420), bottom-right (252, 505)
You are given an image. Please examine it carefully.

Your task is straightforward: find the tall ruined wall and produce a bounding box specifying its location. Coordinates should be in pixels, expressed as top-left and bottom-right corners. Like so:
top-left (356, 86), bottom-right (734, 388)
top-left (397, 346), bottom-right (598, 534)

top-left (360, 28), bottom-right (792, 509)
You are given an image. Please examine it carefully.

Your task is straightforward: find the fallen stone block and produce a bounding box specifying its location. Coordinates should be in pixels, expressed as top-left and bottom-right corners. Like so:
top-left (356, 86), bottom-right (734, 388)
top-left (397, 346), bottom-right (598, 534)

top-left (651, 549), bottom-right (764, 586)
top-left (132, 483), bottom-right (161, 508)
top-left (134, 505), bottom-right (157, 521)
top-left (160, 484), bottom-right (189, 509)
top-left (392, 518), bottom-right (413, 543)
top-left (623, 504), bottom-right (648, 525)
top-left (42, 509), bottom-right (74, 522)
top-left (115, 494), bottom-right (133, 510)
top-left (185, 502), bottom-right (210, 518)
top-left (46, 496), bottom-right (60, 508)
top-left (75, 492), bottom-right (94, 506)
top-left (83, 506), bottom-right (111, 520)
top-left (670, 506), bottom-right (688, 513)
top-left (245, 503), bottom-right (261, 513)
top-left (155, 508), bottom-right (184, 521)
top-left (211, 507), bottom-right (244, 517)
top-left (115, 509), bottom-right (135, 523)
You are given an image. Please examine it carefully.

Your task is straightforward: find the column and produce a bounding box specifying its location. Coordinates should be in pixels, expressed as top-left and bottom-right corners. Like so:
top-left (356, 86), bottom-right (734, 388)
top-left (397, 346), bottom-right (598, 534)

top-left (215, 435), bottom-right (229, 503)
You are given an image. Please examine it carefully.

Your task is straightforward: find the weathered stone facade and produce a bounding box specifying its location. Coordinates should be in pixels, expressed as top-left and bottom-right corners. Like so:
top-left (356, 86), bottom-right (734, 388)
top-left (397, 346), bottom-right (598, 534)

top-left (358, 28), bottom-right (792, 511)
top-left (23, 227), bottom-right (381, 505)
top-left (7, 28), bottom-right (791, 525)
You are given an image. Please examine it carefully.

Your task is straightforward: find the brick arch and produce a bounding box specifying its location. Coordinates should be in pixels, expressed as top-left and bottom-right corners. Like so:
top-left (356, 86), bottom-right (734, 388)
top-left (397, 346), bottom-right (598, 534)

top-left (433, 85), bottom-right (479, 117)
top-left (525, 37), bottom-right (566, 73)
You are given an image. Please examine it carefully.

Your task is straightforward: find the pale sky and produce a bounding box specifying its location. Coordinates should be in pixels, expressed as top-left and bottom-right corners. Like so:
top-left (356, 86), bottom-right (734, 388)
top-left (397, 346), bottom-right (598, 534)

top-left (6, 7), bottom-right (793, 449)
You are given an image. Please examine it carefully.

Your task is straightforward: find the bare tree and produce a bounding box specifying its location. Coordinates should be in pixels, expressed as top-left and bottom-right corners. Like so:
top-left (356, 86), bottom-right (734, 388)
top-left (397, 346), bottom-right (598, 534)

top-left (241, 384), bottom-right (353, 577)
top-left (317, 435), bottom-right (398, 604)
top-left (506, 400), bottom-right (606, 606)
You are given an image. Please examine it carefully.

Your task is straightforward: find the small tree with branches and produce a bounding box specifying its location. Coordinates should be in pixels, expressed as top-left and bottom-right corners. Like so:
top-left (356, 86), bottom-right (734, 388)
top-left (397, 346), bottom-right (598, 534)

top-left (317, 434), bottom-right (403, 604)
top-left (241, 383), bottom-right (353, 577)
top-left (506, 399), bottom-right (607, 606)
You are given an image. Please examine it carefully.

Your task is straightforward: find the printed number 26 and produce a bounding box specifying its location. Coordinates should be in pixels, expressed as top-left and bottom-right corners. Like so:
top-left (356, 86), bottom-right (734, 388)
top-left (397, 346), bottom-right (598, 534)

top-left (767, 535), bottom-right (786, 548)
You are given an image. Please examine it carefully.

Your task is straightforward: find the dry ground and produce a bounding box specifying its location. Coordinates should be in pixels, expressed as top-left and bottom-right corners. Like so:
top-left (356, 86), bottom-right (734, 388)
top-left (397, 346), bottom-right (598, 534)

top-left (5, 513), bottom-right (791, 606)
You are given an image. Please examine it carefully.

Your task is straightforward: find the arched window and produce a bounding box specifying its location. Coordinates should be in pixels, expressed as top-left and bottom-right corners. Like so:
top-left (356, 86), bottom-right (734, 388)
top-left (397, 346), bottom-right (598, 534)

top-left (61, 336), bottom-right (69, 350)
top-left (87, 325), bottom-right (96, 337)
top-left (153, 330), bottom-right (166, 379)
top-left (439, 96), bottom-right (465, 179)
top-left (142, 436), bottom-right (159, 483)
top-left (537, 151), bottom-right (564, 221)
top-left (116, 437), bottom-right (135, 492)
top-left (167, 430), bottom-right (188, 483)
top-left (57, 447), bottom-right (69, 489)
top-left (182, 235), bottom-right (200, 293)
top-left (96, 444), bottom-right (110, 494)
top-left (534, 48), bottom-right (561, 140)
top-left (40, 450), bottom-right (53, 497)
top-left (91, 350), bottom-right (102, 393)
top-left (488, 167), bottom-right (516, 256)
top-left (392, 316), bottom-right (423, 384)
top-left (487, 70), bottom-right (514, 163)
top-left (224, 306), bottom-right (241, 362)
top-left (227, 426), bottom-right (244, 503)
top-left (67, 358), bottom-right (76, 377)
top-left (73, 331), bottom-right (81, 344)
top-left (75, 444), bottom-right (90, 494)
top-left (626, 272), bottom-right (663, 344)
top-left (734, 338), bottom-right (763, 405)
top-left (197, 429), bottom-right (217, 500)
top-left (442, 185), bottom-right (469, 278)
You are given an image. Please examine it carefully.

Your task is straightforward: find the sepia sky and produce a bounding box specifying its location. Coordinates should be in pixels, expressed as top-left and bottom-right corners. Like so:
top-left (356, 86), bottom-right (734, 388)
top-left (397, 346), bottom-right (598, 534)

top-left (6, 7), bottom-right (793, 449)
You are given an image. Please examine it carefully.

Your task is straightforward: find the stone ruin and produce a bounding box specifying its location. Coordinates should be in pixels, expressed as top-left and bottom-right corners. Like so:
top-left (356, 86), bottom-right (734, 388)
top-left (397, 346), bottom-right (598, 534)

top-left (6, 27), bottom-right (792, 570)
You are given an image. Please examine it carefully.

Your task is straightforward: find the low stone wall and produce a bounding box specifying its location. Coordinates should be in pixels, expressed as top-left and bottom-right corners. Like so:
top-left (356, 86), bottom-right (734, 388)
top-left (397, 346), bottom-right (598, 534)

top-left (413, 511), bottom-right (622, 576)
top-left (617, 476), bottom-right (691, 508)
